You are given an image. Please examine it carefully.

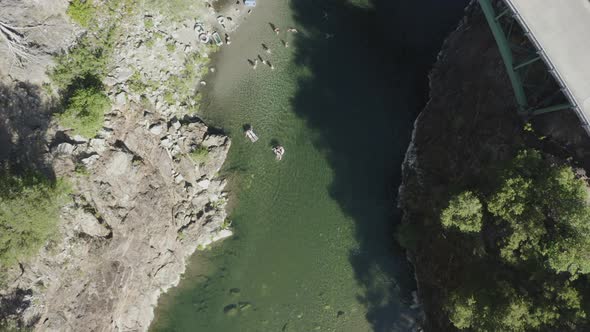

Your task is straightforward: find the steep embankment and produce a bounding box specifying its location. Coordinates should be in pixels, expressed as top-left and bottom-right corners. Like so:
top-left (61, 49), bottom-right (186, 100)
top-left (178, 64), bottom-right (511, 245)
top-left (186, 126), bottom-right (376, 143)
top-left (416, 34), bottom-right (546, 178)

top-left (0, 0), bottom-right (248, 331)
top-left (399, 3), bottom-right (590, 331)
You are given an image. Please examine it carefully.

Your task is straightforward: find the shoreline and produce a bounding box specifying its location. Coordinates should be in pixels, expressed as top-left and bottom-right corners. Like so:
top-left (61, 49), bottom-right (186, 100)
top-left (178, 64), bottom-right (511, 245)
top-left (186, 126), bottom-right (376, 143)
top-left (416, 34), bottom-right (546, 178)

top-left (0, 0), bottom-right (253, 330)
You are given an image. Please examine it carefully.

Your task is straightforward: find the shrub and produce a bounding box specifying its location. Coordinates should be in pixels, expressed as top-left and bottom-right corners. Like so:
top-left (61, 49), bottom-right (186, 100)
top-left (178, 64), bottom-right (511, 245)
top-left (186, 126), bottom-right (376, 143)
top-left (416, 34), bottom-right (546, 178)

top-left (144, 17), bottom-right (154, 29)
top-left (67, 0), bottom-right (96, 28)
top-left (164, 91), bottom-right (175, 105)
top-left (50, 27), bottom-right (115, 91)
top-left (166, 43), bottom-right (176, 52)
top-left (190, 145), bottom-right (209, 163)
top-left (58, 86), bottom-right (110, 138)
top-left (0, 169), bottom-right (70, 267)
top-left (440, 191), bottom-right (483, 233)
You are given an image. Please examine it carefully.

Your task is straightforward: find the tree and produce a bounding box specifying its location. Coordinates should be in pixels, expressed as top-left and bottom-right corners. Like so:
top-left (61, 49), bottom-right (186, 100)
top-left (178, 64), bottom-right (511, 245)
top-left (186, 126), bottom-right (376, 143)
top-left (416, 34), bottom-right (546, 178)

top-left (0, 169), bottom-right (70, 268)
top-left (58, 86), bottom-right (110, 138)
top-left (487, 150), bottom-right (590, 275)
top-left (441, 191), bottom-right (483, 233)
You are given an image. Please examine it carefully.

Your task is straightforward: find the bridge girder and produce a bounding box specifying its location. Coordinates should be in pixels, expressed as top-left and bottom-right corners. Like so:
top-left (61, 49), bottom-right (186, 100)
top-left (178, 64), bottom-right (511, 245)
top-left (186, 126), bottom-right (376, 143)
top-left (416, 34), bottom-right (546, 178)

top-left (477, 0), bottom-right (572, 117)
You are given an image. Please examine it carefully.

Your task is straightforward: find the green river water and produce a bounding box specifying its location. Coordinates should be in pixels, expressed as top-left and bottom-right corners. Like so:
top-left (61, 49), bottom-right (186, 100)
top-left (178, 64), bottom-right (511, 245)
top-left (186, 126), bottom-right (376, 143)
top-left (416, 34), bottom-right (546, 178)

top-left (151, 0), bottom-right (467, 331)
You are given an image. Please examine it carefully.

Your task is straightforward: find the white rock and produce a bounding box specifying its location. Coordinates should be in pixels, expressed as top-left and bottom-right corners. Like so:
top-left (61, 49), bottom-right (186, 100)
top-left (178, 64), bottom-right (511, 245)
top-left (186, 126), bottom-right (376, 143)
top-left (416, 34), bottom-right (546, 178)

top-left (172, 120), bottom-right (181, 130)
top-left (89, 139), bottom-right (108, 154)
top-left (106, 151), bottom-right (132, 176)
top-left (81, 154), bottom-right (100, 166)
top-left (115, 92), bottom-right (127, 106)
top-left (55, 143), bottom-right (75, 155)
top-left (149, 123), bottom-right (164, 135)
top-left (116, 67), bottom-right (134, 83)
top-left (160, 137), bottom-right (173, 148)
top-left (197, 178), bottom-right (210, 189)
top-left (76, 210), bottom-right (110, 237)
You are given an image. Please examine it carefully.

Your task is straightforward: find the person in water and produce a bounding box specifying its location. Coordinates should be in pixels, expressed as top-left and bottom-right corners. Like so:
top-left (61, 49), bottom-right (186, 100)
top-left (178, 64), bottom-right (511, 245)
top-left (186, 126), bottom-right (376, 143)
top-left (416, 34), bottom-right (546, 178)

top-left (273, 145), bottom-right (285, 160)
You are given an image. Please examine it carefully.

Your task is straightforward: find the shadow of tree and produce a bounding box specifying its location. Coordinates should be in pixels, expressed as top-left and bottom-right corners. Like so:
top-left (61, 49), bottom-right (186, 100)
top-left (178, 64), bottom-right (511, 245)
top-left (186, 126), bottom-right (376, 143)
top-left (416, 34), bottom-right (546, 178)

top-left (0, 81), bottom-right (56, 177)
top-left (289, 0), bottom-right (468, 330)
top-left (0, 81), bottom-right (56, 327)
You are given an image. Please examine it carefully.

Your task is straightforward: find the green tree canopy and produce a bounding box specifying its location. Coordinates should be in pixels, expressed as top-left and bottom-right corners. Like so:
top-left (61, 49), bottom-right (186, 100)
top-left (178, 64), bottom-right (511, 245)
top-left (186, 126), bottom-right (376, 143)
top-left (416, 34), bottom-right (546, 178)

top-left (487, 150), bottom-right (590, 274)
top-left (0, 169), bottom-right (70, 269)
top-left (58, 86), bottom-right (110, 138)
top-left (441, 191), bottom-right (483, 233)
top-left (440, 149), bottom-right (590, 331)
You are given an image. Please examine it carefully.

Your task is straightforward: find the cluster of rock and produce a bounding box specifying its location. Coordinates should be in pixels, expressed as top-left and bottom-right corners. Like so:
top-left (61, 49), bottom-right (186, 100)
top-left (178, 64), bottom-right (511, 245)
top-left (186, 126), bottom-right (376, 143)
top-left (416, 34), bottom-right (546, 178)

top-left (107, 0), bottom-right (248, 118)
top-left (20, 101), bottom-right (232, 331)
top-left (0, 0), bottom-right (253, 331)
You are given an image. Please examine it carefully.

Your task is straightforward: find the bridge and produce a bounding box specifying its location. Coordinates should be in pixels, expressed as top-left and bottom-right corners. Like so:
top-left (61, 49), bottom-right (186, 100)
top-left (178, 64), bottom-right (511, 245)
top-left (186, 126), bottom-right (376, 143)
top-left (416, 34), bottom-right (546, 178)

top-left (478, 0), bottom-right (590, 134)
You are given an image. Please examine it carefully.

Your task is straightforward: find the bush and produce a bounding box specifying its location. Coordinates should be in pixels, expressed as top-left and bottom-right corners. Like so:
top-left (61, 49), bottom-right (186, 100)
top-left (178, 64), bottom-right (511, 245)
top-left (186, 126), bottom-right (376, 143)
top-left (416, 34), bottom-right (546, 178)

top-left (0, 169), bottom-right (70, 268)
top-left (190, 145), bottom-right (209, 163)
top-left (67, 0), bottom-right (96, 28)
top-left (50, 27), bottom-right (115, 91)
top-left (58, 86), bottom-right (110, 138)
top-left (144, 17), bottom-right (154, 29)
top-left (440, 191), bottom-right (483, 233)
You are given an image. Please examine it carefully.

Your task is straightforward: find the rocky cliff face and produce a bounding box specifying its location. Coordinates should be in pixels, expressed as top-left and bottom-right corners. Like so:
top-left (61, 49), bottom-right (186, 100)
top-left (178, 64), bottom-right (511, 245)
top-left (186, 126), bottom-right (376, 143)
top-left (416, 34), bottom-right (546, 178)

top-left (0, 0), bottom-right (248, 331)
top-left (23, 107), bottom-right (232, 332)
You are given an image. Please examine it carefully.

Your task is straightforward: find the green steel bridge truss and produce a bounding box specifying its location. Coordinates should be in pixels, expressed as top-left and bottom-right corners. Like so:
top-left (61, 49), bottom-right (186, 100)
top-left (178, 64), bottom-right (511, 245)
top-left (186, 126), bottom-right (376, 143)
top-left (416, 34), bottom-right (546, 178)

top-left (478, 0), bottom-right (572, 116)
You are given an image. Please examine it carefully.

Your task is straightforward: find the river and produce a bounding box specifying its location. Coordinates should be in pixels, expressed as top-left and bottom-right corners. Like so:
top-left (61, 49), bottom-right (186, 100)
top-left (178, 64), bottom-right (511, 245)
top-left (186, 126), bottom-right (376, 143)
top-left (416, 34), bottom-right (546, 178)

top-left (150, 0), bottom-right (467, 331)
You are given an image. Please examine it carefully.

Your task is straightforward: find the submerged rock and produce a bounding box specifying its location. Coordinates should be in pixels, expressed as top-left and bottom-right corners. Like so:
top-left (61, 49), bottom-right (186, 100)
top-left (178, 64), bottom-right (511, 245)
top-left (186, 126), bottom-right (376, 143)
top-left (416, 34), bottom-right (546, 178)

top-left (238, 301), bottom-right (252, 311)
top-left (223, 304), bottom-right (239, 316)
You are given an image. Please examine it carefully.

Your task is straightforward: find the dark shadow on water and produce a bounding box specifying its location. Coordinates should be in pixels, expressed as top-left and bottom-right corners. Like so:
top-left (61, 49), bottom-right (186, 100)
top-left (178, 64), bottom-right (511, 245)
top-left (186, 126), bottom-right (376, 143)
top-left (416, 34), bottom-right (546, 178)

top-left (289, 0), bottom-right (468, 330)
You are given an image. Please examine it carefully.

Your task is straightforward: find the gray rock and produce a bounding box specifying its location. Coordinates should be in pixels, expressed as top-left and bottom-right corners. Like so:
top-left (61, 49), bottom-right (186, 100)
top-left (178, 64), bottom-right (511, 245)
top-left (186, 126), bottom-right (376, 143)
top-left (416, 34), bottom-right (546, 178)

top-left (81, 154), bottom-right (100, 166)
top-left (116, 67), bottom-right (134, 82)
top-left (197, 178), bottom-right (210, 189)
top-left (55, 143), bottom-right (75, 155)
top-left (115, 92), bottom-right (127, 106)
top-left (202, 134), bottom-right (227, 147)
top-left (105, 151), bottom-right (132, 176)
top-left (76, 209), bottom-right (111, 237)
top-left (89, 138), bottom-right (108, 154)
top-left (149, 123), bottom-right (164, 135)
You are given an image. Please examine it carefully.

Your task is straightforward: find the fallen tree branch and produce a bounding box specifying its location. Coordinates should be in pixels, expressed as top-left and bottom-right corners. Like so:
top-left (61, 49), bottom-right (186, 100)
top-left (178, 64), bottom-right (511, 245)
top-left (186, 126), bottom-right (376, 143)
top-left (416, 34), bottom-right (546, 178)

top-left (0, 21), bottom-right (34, 67)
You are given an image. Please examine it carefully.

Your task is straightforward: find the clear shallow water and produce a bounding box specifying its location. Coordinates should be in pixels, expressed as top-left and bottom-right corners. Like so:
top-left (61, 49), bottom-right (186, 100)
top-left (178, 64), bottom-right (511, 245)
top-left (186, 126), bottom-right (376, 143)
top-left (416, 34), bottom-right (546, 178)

top-left (150, 0), bottom-right (467, 331)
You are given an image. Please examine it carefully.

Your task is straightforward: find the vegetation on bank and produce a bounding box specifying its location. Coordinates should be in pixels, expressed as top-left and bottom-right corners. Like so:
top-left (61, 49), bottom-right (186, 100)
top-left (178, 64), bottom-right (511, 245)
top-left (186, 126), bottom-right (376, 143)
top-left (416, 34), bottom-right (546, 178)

top-left (189, 145), bottom-right (209, 163)
top-left (57, 86), bottom-right (110, 138)
top-left (0, 169), bottom-right (70, 277)
top-left (402, 148), bottom-right (590, 331)
top-left (50, 0), bottom-right (130, 138)
top-left (66, 0), bottom-right (96, 28)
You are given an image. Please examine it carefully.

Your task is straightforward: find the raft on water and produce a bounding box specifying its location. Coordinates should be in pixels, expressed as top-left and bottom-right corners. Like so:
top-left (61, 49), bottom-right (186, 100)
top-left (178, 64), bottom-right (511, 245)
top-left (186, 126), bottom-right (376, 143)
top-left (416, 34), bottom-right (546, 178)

top-left (245, 128), bottom-right (259, 142)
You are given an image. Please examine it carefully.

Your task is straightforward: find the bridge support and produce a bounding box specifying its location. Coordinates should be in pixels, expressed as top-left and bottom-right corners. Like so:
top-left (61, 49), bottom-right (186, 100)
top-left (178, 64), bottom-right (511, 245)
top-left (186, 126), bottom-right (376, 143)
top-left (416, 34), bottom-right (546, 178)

top-left (477, 0), bottom-right (572, 116)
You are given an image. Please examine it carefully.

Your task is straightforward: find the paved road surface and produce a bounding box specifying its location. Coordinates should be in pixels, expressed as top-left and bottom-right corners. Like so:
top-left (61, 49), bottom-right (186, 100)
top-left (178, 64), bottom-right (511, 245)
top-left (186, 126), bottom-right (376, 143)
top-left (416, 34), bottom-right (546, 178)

top-left (506, 0), bottom-right (590, 130)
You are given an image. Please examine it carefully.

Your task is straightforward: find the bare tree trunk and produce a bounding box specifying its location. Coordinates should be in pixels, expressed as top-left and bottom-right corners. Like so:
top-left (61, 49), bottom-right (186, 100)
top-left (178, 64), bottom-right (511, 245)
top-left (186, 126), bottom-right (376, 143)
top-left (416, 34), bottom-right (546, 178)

top-left (0, 21), bottom-right (34, 66)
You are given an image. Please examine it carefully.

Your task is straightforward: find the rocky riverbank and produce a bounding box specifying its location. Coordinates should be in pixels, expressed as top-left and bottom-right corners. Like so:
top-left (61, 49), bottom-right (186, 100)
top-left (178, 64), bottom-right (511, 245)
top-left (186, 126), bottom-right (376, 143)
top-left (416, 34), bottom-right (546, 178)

top-left (398, 3), bottom-right (590, 331)
top-left (0, 0), bottom-right (251, 330)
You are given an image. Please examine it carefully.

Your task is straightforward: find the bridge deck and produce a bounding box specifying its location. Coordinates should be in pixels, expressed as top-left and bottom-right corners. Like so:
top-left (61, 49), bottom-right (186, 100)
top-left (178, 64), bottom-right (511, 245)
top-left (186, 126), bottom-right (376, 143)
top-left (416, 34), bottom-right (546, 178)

top-left (506, 0), bottom-right (590, 128)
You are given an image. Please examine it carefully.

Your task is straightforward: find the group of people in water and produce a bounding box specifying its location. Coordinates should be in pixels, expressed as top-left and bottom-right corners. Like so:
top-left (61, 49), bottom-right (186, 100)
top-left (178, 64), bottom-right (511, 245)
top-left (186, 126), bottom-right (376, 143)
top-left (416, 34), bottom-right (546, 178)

top-left (244, 126), bottom-right (285, 161)
top-left (248, 24), bottom-right (298, 70)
